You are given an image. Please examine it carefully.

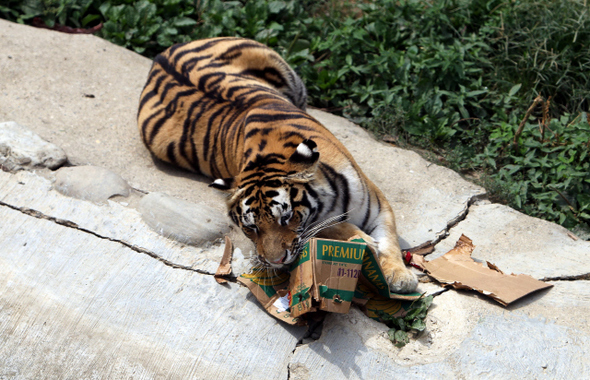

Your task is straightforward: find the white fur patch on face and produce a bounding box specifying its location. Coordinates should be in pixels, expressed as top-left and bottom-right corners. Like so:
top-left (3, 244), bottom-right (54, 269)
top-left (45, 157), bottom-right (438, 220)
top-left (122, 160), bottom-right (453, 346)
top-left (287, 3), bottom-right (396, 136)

top-left (296, 142), bottom-right (313, 157)
top-left (271, 189), bottom-right (291, 220)
top-left (243, 211), bottom-right (255, 226)
top-left (240, 199), bottom-right (256, 226)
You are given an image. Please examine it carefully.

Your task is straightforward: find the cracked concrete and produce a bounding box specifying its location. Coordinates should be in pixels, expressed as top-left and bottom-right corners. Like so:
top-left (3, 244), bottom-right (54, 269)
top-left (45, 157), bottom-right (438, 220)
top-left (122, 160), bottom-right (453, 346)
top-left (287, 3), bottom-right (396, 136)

top-left (431, 201), bottom-right (590, 280)
top-left (0, 169), bottom-right (236, 275)
top-left (1, 18), bottom-right (590, 379)
top-left (0, 196), bottom-right (210, 275)
top-left (0, 201), bottom-right (305, 379)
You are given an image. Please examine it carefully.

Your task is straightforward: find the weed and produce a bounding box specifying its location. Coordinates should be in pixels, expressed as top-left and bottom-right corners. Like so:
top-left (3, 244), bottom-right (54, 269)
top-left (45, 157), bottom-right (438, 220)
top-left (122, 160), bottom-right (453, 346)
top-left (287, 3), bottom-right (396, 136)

top-left (379, 295), bottom-right (433, 348)
top-left (474, 107), bottom-right (590, 231)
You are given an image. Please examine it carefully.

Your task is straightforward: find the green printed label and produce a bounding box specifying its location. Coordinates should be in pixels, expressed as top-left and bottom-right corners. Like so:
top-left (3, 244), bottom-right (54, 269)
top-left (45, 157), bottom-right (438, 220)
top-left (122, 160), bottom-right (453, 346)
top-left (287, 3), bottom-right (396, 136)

top-left (290, 284), bottom-right (311, 307)
top-left (240, 269), bottom-right (290, 298)
top-left (361, 247), bottom-right (390, 298)
top-left (290, 242), bottom-right (311, 270)
top-left (316, 240), bottom-right (365, 264)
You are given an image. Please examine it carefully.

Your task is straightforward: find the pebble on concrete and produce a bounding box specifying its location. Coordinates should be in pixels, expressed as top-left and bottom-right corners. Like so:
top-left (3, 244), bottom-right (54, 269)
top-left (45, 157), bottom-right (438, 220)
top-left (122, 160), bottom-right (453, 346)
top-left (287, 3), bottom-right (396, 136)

top-left (54, 165), bottom-right (130, 203)
top-left (138, 191), bottom-right (230, 246)
top-left (0, 121), bottom-right (67, 172)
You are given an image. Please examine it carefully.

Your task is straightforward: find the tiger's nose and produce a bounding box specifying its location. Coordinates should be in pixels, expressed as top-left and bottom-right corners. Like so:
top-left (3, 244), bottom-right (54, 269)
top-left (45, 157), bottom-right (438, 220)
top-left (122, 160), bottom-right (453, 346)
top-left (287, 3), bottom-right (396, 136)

top-left (259, 254), bottom-right (285, 265)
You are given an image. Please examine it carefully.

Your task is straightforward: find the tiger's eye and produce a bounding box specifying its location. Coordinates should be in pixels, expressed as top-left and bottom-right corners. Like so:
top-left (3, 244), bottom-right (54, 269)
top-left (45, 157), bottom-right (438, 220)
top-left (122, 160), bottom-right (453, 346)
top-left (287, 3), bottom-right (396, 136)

top-left (244, 225), bottom-right (258, 234)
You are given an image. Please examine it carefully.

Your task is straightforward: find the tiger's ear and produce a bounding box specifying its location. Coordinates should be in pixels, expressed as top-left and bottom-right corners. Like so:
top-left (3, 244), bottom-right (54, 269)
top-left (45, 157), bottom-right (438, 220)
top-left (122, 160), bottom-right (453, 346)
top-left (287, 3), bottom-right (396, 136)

top-left (286, 139), bottom-right (320, 183)
top-left (209, 177), bottom-right (235, 191)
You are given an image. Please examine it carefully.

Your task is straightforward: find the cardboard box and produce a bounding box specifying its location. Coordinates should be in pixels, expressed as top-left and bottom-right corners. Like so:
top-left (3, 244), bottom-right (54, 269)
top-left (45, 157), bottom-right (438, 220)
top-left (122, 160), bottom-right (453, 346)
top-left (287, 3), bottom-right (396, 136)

top-left (238, 238), bottom-right (422, 325)
top-left (289, 238), bottom-right (366, 317)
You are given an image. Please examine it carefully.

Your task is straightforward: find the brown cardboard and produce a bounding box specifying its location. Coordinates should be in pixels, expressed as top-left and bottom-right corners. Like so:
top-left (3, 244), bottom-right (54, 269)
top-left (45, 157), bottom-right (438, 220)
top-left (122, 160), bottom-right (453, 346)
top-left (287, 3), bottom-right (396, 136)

top-left (288, 238), bottom-right (366, 317)
top-left (412, 234), bottom-right (553, 306)
top-left (239, 237), bottom-right (422, 324)
top-left (237, 268), bottom-right (303, 325)
top-left (214, 236), bottom-right (233, 284)
top-left (288, 240), bottom-right (315, 317)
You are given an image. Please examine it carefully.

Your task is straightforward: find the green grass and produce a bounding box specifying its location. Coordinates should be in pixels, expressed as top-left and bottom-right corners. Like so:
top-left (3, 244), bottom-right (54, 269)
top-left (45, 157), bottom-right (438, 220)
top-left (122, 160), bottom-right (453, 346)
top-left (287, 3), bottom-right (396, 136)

top-left (1, 0), bottom-right (588, 237)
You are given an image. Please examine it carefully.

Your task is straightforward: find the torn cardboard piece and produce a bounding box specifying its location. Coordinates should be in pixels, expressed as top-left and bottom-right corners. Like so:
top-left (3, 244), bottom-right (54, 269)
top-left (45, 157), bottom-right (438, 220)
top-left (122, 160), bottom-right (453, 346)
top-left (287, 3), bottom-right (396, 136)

top-left (237, 269), bottom-right (303, 325)
top-left (412, 234), bottom-right (553, 306)
top-left (214, 236), bottom-right (233, 284)
top-left (238, 237), bottom-right (422, 325)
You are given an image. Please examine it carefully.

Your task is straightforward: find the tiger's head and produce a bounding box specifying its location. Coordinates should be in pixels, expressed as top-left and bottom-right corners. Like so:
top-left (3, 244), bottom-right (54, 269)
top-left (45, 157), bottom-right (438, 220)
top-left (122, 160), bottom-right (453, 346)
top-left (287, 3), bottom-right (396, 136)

top-left (210, 139), bottom-right (320, 268)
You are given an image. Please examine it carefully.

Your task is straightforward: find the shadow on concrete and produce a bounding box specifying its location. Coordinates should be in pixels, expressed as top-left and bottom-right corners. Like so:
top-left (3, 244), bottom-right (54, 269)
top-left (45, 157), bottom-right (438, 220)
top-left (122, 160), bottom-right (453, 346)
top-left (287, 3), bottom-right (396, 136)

top-left (506, 286), bottom-right (554, 311)
top-left (150, 154), bottom-right (212, 186)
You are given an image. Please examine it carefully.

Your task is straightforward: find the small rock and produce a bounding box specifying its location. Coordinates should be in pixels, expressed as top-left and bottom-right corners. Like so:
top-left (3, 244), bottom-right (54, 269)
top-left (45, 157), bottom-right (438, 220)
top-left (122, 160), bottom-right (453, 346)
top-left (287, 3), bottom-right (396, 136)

top-left (54, 165), bottom-right (130, 202)
top-left (138, 192), bottom-right (230, 246)
top-left (0, 121), bottom-right (67, 172)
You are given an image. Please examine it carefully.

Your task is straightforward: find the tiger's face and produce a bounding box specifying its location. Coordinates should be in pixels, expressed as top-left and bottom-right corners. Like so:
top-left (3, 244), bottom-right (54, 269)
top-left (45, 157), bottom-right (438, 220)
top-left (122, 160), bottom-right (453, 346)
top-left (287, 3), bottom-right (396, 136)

top-left (210, 139), bottom-right (320, 268)
top-left (230, 180), bottom-right (318, 267)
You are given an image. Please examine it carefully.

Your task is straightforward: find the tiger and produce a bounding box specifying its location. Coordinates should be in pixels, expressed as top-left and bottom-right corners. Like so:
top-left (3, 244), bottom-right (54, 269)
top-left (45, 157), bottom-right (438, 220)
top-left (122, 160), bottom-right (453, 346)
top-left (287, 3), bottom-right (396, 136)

top-left (137, 37), bottom-right (418, 293)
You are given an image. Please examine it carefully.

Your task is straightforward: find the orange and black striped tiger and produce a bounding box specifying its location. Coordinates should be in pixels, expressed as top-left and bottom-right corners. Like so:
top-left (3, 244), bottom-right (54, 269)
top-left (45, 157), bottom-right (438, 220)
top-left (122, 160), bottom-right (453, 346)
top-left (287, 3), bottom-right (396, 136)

top-left (138, 37), bottom-right (417, 293)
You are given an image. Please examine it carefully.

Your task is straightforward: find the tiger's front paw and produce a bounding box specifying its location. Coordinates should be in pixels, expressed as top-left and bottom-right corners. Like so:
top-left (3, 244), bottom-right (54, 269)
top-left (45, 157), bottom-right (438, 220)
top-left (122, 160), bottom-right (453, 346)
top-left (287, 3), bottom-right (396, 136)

top-left (386, 266), bottom-right (418, 294)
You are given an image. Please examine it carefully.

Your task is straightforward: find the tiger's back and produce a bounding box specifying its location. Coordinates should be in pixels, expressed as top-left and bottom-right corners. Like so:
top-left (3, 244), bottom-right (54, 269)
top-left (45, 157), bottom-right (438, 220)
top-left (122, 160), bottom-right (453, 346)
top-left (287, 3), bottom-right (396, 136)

top-left (137, 37), bottom-right (418, 294)
top-left (138, 37), bottom-right (308, 179)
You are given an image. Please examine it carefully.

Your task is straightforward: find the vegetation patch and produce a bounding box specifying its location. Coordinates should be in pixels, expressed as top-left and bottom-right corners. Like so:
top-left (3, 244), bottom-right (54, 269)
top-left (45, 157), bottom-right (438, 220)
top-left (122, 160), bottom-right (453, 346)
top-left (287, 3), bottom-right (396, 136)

top-left (379, 295), bottom-right (433, 348)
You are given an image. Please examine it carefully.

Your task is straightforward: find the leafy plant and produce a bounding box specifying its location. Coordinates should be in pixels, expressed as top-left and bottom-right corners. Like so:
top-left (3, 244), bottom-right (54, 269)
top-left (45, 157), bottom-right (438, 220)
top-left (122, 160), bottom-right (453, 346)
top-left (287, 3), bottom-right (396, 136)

top-left (475, 108), bottom-right (590, 232)
top-left (0, 0), bottom-right (100, 27)
top-left (488, 0), bottom-right (590, 117)
top-left (379, 295), bottom-right (433, 348)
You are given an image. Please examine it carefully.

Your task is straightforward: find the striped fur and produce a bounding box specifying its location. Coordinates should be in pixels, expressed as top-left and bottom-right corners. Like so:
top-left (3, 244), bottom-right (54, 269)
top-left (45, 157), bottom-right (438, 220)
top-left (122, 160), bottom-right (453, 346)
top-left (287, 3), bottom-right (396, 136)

top-left (138, 37), bottom-right (417, 293)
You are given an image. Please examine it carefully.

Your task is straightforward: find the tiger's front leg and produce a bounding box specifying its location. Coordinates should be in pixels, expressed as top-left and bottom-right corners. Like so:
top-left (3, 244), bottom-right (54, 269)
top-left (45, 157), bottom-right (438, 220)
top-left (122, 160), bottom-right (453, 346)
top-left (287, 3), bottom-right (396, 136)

top-left (367, 221), bottom-right (418, 294)
top-left (315, 221), bottom-right (418, 294)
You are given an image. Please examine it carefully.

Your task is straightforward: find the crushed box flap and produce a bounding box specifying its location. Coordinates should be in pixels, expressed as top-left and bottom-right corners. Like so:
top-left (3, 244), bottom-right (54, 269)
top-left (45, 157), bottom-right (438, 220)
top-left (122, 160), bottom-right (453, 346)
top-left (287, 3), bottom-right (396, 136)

top-left (412, 234), bottom-right (553, 306)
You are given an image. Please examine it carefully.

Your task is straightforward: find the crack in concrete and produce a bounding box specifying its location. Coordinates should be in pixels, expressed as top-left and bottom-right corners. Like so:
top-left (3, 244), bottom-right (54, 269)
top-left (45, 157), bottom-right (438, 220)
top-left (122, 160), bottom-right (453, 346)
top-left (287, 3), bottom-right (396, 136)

top-left (423, 193), bottom-right (487, 251)
top-left (418, 195), bottom-right (590, 284)
top-left (542, 273), bottom-right (590, 282)
top-left (0, 199), bottom-right (223, 278)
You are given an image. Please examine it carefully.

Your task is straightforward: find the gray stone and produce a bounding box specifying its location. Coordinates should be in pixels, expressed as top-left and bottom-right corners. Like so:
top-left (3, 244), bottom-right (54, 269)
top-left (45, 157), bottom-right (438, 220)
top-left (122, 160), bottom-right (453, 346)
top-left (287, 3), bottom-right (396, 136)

top-left (54, 165), bottom-right (130, 202)
top-left (0, 202), bottom-right (305, 379)
top-left (0, 121), bottom-right (66, 172)
top-left (429, 201), bottom-right (590, 279)
top-left (138, 191), bottom-right (231, 247)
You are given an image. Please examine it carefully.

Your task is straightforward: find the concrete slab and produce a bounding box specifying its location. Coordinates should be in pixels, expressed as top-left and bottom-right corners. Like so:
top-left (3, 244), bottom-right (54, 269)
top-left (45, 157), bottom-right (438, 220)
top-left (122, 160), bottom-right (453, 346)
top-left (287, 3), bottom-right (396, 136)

top-left (0, 170), bottom-right (237, 274)
top-left (290, 283), bottom-right (590, 379)
top-left (0, 192), bottom-right (305, 379)
top-left (430, 201), bottom-right (590, 279)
